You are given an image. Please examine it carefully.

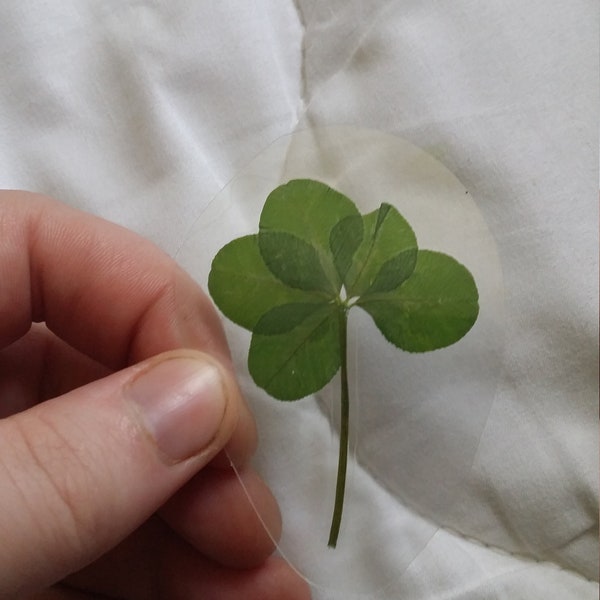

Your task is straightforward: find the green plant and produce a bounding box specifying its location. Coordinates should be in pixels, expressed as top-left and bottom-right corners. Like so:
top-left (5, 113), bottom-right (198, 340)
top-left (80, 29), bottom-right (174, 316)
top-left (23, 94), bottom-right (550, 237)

top-left (208, 179), bottom-right (479, 547)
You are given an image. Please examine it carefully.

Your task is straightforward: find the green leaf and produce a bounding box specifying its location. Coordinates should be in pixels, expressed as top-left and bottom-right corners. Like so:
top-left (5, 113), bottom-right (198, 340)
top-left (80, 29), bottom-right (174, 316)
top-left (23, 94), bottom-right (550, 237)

top-left (253, 302), bottom-right (327, 335)
top-left (259, 179), bottom-right (361, 289)
top-left (208, 235), bottom-right (324, 331)
top-left (345, 203), bottom-right (417, 297)
top-left (248, 303), bottom-right (341, 400)
top-left (258, 231), bottom-right (335, 294)
top-left (329, 215), bottom-right (364, 282)
top-left (358, 250), bottom-right (479, 352)
top-left (364, 248), bottom-right (419, 295)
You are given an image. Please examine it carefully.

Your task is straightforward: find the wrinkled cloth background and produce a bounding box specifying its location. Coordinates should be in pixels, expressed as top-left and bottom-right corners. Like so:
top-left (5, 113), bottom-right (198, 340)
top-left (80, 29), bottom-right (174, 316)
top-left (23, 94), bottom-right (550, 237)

top-left (0, 2), bottom-right (597, 599)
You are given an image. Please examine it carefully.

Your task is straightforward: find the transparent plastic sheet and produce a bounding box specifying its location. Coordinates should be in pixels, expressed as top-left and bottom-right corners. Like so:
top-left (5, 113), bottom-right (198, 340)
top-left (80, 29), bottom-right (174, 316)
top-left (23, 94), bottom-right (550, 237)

top-left (176, 127), bottom-right (505, 597)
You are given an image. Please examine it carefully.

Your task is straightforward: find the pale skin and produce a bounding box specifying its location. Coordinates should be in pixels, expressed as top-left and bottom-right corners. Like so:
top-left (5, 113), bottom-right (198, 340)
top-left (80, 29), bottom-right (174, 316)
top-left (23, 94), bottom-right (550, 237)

top-left (0, 190), bottom-right (311, 599)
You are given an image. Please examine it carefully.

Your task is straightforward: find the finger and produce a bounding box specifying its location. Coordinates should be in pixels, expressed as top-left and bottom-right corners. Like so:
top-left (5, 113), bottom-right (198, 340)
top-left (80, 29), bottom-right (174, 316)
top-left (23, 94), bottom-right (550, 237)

top-left (0, 324), bottom-right (110, 417)
top-left (0, 190), bottom-right (227, 368)
top-left (166, 541), bottom-right (312, 600)
top-left (64, 516), bottom-right (167, 600)
top-left (66, 521), bottom-right (311, 600)
top-left (160, 466), bottom-right (281, 568)
top-left (65, 468), bottom-right (282, 593)
top-left (27, 586), bottom-right (104, 599)
top-left (0, 350), bottom-right (240, 598)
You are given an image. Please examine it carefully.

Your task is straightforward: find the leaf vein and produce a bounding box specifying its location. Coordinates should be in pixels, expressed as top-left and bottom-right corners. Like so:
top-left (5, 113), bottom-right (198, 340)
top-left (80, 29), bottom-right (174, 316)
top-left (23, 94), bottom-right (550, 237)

top-left (262, 309), bottom-right (338, 389)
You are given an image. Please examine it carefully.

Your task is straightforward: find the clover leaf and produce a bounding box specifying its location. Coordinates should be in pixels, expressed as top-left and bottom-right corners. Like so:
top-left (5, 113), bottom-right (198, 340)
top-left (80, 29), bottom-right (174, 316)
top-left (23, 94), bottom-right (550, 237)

top-left (208, 179), bottom-right (479, 547)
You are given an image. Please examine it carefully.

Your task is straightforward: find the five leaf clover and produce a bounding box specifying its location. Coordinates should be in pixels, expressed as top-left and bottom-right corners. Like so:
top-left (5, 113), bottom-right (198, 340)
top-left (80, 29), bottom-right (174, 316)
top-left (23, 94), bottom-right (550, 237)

top-left (208, 179), bottom-right (479, 547)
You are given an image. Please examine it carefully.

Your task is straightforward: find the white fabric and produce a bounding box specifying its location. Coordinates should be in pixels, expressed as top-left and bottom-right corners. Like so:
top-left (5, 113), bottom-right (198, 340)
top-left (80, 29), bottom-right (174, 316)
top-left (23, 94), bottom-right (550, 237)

top-left (0, 2), bottom-right (597, 599)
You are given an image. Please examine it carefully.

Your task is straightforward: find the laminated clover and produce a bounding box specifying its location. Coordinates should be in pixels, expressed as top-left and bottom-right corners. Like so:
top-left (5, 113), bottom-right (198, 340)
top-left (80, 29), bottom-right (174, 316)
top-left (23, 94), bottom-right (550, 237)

top-left (208, 179), bottom-right (479, 547)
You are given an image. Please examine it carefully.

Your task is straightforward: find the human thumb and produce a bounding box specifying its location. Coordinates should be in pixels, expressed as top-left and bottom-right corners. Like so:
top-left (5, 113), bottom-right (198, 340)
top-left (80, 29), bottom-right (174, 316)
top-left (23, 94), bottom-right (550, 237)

top-left (0, 349), bottom-right (240, 598)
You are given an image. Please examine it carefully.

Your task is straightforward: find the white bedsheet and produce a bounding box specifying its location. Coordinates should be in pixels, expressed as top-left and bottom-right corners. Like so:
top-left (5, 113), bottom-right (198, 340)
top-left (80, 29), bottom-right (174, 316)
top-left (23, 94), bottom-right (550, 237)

top-left (0, 2), bottom-right (597, 598)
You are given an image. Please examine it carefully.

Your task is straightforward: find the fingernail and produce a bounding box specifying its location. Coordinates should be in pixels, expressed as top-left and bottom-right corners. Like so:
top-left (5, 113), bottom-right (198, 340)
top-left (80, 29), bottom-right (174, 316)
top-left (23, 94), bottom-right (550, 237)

top-left (127, 356), bottom-right (227, 462)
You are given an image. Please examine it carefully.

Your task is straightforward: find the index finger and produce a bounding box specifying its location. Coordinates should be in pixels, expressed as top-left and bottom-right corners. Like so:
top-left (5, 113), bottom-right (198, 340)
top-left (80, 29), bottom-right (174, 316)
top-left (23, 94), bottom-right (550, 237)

top-left (1, 190), bottom-right (227, 369)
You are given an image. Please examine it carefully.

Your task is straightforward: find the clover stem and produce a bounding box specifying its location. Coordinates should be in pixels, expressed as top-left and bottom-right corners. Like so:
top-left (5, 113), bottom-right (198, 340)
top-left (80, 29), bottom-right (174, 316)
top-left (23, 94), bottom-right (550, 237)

top-left (328, 307), bottom-right (349, 548)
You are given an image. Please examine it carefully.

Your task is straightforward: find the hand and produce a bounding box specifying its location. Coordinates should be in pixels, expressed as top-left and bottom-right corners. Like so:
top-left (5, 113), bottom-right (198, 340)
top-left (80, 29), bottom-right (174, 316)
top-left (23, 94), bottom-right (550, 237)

top-left (0, 191), bottom-right (310, 599)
